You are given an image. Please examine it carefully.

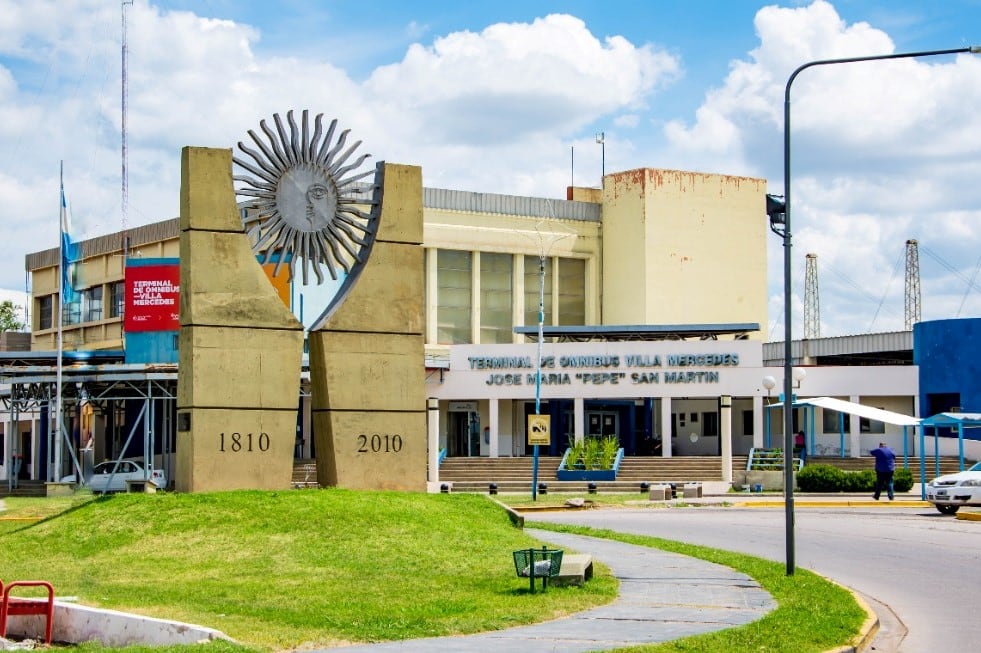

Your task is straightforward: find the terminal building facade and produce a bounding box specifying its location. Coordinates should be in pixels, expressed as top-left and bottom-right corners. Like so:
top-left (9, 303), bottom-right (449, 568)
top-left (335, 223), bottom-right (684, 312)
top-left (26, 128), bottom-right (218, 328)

top-left (4, 164), bottom-right (956, 488)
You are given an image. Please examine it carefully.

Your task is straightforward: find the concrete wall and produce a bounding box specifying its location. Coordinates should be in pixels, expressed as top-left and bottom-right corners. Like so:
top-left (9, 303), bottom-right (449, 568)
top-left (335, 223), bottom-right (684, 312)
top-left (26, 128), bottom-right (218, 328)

top-left (602, 168), bottom-right (768, 333)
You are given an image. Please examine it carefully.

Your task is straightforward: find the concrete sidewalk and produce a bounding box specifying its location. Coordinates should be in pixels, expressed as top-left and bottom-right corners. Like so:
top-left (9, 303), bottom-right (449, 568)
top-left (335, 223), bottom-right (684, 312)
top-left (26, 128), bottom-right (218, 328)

top-left (320, 529), bottom-right (775, 652)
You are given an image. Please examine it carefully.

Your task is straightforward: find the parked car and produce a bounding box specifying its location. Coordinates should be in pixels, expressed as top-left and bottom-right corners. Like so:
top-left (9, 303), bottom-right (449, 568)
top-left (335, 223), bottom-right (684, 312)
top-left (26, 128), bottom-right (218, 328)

top-left (925, 461), bottom-right (981, 514)
top-left (62, 460), bottom-right (167, 493)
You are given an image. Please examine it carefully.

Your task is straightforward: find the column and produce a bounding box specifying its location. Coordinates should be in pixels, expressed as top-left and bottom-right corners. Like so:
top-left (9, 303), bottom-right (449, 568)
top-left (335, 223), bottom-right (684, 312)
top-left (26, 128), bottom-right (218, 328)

top-left (661, 397), bottom-right (673, 457)
top-left (752, 395), bottom-right (764, 449)
top-left (573, 397), bottom-right (585, 445)
top-left (489, 398), bottom-right (499, 458)
top-left (428, 398), bottom-right (440, 487)
top-left (721, 396), bottom-right (733, 483)
top-left (849, 395), bottom-right (862, 457)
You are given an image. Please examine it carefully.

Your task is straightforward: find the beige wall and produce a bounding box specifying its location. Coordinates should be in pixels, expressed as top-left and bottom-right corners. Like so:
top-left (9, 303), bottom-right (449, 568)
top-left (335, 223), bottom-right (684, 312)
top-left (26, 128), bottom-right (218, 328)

top-left (602, 168), bottom-right (768, 335)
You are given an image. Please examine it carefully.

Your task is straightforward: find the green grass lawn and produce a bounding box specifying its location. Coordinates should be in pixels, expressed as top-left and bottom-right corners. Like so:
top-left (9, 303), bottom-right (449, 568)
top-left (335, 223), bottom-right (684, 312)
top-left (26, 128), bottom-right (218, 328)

top-left (0, 491), bottom-right (616, 650)
top-left (0, 491), bottom-right (866, 653)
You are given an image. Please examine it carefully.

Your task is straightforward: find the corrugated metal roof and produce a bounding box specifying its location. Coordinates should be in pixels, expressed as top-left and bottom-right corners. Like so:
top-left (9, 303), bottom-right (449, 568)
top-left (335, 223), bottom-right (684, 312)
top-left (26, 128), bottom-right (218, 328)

top-left (424, 188), bottom-right (600, 221)
top-left (764, 331), bottom-right (912, 361)
top-left (25, 219), bottom-right (180, 270)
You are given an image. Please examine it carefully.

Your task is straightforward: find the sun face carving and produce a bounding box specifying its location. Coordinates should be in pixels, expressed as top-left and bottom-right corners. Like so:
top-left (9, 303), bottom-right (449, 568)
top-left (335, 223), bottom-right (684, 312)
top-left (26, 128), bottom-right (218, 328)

top-left (233, 110), bottom-right (379, 285)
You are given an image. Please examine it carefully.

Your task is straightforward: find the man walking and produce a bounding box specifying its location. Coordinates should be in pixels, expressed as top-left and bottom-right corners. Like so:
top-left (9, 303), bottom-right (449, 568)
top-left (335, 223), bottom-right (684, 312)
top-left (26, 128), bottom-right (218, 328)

top-left (870, 441), bottom-right (896, 501)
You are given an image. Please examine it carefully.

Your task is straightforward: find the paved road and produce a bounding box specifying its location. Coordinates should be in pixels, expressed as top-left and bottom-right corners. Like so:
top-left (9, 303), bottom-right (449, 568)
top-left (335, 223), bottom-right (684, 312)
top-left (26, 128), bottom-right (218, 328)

top-left (532, 505), bottom-right (980, 652)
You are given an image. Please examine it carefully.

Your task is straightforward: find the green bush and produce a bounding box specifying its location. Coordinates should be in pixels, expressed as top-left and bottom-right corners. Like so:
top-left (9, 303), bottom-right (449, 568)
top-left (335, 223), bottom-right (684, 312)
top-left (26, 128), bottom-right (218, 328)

top-left (796, 464), bottom-right (845, 492)
top-left (894, 468), bottom-right (914, 492)
top-left (797, 464), bottom-right (915, 493)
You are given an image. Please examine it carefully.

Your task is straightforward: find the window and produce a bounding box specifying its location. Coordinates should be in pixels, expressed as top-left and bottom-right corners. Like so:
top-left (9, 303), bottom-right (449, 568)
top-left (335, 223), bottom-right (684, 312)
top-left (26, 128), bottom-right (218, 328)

top-left (702, 412), bottom-right (719, 437)
top-left (742, 410), bottom-right (754, 436)
top-left (557, 258), bottom-right (586, 325)
top-left (436, 249), bottom-right (472, 344)
top-left (109, 281), bottom-right (125, 318)
top-left (861, 417), bottom-right (885, 434)
top-left (822, 409), bottom-right (851, 433)
top-left (36, 295), bottom-right (53, 330)
top-left (479, 253), bottom-right (512, 344)
top-left (63, 298), bottom-right (81, 326)
top-left (524, 255), bottom-right (552, 327)
top-left (84, 286), bottom-right (103, 322)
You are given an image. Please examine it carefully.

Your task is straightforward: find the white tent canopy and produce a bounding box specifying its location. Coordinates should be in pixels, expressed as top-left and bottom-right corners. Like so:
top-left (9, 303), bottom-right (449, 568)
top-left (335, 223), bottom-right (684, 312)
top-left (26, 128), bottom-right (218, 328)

top-left (793, 397), bottom-right (920, 427)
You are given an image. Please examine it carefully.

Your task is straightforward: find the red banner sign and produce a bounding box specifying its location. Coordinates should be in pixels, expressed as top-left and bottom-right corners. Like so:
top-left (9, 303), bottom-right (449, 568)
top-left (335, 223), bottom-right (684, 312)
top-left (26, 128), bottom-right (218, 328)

top-left (125, 263), bottom-right (180, 332)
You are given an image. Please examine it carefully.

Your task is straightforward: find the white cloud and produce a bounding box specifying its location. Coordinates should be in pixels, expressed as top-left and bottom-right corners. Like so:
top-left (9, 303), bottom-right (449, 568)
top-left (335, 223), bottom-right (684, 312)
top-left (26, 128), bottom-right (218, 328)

top-left (661, 0), bottom-right (981, 336)
top-left (0, 0), bottom-right (976, 339)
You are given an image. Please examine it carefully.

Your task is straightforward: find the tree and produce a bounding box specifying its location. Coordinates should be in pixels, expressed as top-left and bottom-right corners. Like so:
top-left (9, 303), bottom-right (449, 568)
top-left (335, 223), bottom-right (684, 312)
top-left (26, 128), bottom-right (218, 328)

top-left (0, 299), bottom-right (25, 333)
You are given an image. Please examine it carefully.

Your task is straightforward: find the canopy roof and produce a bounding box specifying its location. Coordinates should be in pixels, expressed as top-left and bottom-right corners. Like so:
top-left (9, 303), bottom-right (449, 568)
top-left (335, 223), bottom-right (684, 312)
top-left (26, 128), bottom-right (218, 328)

top-left (920, 412), bottom-right (981, 427)
top-left (773, 396), bottom-right (920, 427)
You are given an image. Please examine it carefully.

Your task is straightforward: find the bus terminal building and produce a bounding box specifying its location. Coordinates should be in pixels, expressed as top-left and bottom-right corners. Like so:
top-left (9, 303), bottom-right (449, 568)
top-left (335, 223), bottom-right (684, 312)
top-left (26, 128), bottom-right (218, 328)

top-left (3, 163), bottom-right (975, 490)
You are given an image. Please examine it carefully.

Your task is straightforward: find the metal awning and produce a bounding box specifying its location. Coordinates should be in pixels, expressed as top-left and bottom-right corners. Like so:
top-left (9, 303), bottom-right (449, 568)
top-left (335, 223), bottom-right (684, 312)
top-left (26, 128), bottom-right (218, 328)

top-left (792, 396), bottom-right (920, 426)
top-left (514, 323), bottom-right (760, 342)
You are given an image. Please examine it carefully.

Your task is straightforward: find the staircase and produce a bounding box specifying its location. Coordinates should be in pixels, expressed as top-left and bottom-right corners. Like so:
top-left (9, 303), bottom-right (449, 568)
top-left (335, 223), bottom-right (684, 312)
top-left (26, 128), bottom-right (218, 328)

top-left (291, 459), bottom-right (319, 488)
top-left (289, 454), bottom-right (971, 494)
top-left (0, 480), bottom-right (48, 498)
top-left (438, 456), bottom-right (748, 493)
top-left (806, 455), bottom-right (970, 477)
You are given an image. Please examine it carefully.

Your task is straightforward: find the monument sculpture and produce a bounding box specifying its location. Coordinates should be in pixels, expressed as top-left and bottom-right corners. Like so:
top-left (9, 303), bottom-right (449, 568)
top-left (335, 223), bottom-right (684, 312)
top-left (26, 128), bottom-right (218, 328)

top-left (176, 111), bottom-right (425, 492)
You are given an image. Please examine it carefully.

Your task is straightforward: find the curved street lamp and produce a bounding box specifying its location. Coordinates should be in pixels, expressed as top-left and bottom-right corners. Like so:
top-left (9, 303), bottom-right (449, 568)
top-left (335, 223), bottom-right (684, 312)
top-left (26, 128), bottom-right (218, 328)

top-left (778, 45), bottom-right (980, 576)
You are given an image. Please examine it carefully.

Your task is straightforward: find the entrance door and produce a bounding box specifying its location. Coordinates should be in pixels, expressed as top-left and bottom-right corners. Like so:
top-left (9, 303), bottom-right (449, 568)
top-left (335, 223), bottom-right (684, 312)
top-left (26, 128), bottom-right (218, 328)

top-left (18, 431), bottom-right (31, 480)
top-left (448, 411), bottom-right (480, 457)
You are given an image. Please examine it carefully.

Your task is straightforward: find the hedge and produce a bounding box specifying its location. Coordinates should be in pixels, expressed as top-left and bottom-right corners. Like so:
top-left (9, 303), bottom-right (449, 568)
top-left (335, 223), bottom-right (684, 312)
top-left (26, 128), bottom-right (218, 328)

top-left (797, 464), bottom-right (913, 493)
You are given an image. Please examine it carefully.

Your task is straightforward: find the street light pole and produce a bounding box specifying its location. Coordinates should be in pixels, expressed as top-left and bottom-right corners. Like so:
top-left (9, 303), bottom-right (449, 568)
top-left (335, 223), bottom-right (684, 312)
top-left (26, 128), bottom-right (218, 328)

top-left (780, 45), bottom-right (979, 576)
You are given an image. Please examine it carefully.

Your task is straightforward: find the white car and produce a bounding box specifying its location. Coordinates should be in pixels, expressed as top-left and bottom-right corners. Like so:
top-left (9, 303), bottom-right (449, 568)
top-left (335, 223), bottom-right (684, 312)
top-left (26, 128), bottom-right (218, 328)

top-left (62, 460), bottom-right (167, 493)
top-left (926, 461), bottom-right (981, 515)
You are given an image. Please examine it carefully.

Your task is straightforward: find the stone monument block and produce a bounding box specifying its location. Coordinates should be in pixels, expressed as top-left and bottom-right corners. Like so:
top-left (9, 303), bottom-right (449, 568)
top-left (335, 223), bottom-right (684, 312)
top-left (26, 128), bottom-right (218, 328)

top-left (309, 163), bottom-right (426, 491)
top-left (176, 147), bottom-right (304, 493)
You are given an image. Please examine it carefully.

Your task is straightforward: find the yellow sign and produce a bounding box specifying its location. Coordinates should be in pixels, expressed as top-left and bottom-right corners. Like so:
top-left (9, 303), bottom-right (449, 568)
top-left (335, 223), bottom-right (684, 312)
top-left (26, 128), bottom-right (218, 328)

top-left (527, 414), bottom-right (551, 446)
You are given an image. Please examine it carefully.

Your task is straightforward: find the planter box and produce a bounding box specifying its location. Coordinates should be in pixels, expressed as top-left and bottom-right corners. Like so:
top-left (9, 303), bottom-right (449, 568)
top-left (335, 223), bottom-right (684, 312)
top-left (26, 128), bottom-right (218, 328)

top-left (556, 468), bottom-right (616, 481)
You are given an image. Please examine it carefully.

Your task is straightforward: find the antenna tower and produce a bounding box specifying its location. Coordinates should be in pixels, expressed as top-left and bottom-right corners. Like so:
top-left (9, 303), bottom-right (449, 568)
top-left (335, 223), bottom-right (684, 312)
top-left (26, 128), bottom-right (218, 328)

top-left (121, 1), bottom-right (133, 254)
top-left (904, 239), bottom-right (922, 330)
top-left (803, 253), bottom-right (820, 339)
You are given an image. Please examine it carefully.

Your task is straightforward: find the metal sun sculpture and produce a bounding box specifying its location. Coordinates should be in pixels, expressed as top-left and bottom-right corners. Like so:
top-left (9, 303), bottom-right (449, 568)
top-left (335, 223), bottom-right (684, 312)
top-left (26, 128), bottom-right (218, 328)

top-left (233, 110), bottom-right (379, 285)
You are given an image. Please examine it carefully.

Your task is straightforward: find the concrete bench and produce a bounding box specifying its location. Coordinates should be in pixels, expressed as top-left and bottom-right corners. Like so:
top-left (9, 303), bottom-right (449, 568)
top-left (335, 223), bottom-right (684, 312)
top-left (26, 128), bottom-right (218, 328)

top-left (683, 483), bottom-right (703, 498)
top-left (552, 554), bottom-right (594, 587)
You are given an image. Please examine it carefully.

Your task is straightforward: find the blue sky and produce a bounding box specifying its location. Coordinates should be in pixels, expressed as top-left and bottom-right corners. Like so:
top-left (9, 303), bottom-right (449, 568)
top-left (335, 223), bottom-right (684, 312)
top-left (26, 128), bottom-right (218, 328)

top-left (0, 0), bottom-right (979, 337)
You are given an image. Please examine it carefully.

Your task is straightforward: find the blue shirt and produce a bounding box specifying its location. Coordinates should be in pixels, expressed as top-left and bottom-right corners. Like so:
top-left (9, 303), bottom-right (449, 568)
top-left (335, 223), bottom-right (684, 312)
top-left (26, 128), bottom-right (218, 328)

top-left (871, 446), bottom-right (896, 472)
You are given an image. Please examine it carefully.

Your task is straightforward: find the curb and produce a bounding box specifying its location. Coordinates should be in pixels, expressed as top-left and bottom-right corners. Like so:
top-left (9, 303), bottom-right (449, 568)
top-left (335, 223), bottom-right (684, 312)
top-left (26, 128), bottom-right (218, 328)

top-left (956, 510), bottom-right (981, 521)
top-left (734, 500), bottom-right (929, 508)
top-left (822, 586), bottom-right (879, 653)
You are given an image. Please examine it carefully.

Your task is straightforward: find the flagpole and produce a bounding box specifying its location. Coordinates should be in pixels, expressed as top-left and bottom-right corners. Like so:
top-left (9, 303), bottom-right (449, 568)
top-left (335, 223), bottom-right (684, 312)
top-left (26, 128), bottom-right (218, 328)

top-left (55, 161), bottom-right (65, 481)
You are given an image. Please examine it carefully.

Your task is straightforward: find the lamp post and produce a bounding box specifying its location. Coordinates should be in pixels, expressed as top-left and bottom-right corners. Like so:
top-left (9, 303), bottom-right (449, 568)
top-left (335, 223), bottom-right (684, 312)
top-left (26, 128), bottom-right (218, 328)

top-left (777, 44), bottom-right (980, 576)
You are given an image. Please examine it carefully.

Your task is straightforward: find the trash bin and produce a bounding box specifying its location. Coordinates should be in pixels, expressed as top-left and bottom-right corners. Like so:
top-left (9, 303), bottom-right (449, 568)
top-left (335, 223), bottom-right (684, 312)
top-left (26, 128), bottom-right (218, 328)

top-left (512, 546), bottom-right (564, 593)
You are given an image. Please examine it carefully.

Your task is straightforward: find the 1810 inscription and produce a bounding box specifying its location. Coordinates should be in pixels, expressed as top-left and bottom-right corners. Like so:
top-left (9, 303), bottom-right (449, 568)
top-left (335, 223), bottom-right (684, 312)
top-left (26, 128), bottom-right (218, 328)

top-left (219, 432), bottom-right (271, 452)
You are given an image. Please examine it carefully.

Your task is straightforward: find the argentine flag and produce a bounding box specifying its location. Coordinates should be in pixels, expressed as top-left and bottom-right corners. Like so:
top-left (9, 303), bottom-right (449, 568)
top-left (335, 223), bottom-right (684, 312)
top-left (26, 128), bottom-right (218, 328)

top-left (60, 184), bottom-right (81, 303)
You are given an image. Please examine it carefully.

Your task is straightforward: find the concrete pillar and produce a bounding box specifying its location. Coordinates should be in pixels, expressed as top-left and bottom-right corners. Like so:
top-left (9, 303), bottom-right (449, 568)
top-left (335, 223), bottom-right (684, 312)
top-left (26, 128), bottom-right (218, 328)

top-left (489, 398), bottom-right (499, 458)
top-left (850, 395), bottom-right (862, 457)
top-left (751, 395), bottom-right (763, 449)
top-left (427, 398), bottom-right (439, 488)
top-left (721, 396), bottom-right (733, 483)
top-left (661, 397), bottom-right (673, 457)
top-left (573, 397), bottom-right (585, 445)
